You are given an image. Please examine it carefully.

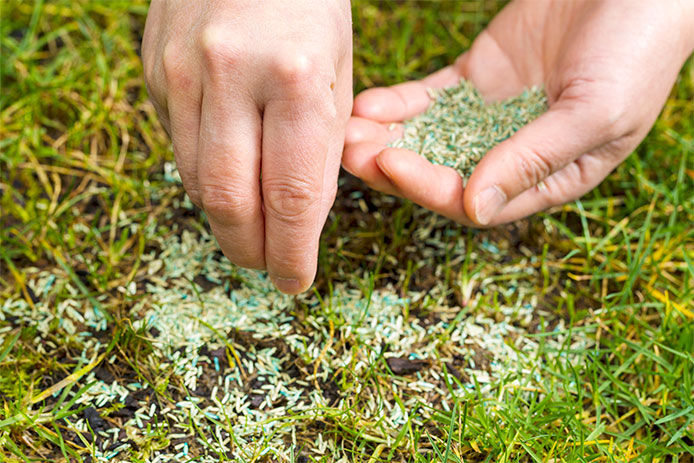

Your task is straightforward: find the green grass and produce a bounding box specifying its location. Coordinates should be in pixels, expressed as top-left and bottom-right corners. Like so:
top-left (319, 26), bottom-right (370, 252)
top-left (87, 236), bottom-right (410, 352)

top-left (1, 0), bottom-right (693, 462)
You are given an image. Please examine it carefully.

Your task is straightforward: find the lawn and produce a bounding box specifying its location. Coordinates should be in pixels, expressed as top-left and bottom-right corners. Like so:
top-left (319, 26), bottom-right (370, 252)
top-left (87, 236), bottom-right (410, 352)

top-left (1, 1), bottom-right (693, 462)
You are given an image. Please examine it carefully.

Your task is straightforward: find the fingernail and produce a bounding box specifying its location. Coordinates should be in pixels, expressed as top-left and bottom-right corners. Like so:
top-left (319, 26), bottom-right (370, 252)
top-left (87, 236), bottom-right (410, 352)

top-left (271, 276), bottom-right (302, 294)
top-left (375, 155), bottom-right (396, 185)
top-left (474, 185), bottom-right (507, 226)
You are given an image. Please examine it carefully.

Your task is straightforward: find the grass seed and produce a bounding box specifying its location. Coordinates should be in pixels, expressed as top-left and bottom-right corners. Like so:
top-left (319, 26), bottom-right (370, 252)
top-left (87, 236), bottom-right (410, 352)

top-left (391, 79), bottom-right (548, 178)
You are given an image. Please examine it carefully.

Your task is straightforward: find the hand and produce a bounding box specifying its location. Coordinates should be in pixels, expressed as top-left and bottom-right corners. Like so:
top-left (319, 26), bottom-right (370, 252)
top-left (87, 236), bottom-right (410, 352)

top-left (142, 0), bottom-right (352, 293)
top-left (344, 0), bottom-right (694, 226)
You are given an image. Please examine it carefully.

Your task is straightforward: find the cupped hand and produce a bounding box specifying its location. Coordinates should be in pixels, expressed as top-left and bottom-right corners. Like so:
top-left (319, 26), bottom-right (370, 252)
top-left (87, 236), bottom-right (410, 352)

top-left (344, 0), bottom-right (694, 226)
top-left (142, 0), bottom-right (352, 293)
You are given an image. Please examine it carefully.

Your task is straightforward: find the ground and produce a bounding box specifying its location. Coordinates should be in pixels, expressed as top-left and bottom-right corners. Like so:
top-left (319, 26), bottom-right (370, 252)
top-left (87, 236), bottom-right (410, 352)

top-left (1, 1), bottom-right (693, 462)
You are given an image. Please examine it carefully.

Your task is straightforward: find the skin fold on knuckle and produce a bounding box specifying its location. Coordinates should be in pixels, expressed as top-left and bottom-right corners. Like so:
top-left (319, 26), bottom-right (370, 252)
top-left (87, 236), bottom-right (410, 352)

top-left (538, 159), bottom-right (598, 211)
top-left (142, 59), bottom-right (166, 113)
top-left (162, 43), bottom-right (194, 92)
top-left (199, 183), bottom-right (257, 226)
top-left (534, 168), bottom-right (575, 208)
top-left (263, 176), bottom-right (321, 224)
top-left (199, 26), bottom-right (244, 78)
top-left (269, 49), bottom-right (335, 102)
top-left (514, 147), bottom-right (554, 193)
top-left (274, 51), bottom-right (317, 83)
top-left (594, 98), bottom-right (634, 142)
top-left (572, 156), bottom-right (600, 192)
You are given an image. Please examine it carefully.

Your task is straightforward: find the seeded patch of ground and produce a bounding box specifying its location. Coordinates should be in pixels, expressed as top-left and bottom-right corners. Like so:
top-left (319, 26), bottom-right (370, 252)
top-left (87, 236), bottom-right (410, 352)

top-left (3, 1), bottom-right (693, 461)
top-left (391, 80), bottom-right (548, 178)
top-left (1, 182), bottom-right (593, 461)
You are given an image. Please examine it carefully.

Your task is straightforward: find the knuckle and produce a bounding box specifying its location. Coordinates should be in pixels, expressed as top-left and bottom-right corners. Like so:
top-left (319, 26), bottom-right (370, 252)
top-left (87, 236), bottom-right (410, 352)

top-left (516, 148), bottom-right (553, 189)
top-left (600, 107), bottom-right (631, 139)
top-left (272, 49), bottom-right (323, 88)
top-left (162, 43), bottom-right (190, 89)
top-left (579, 93), bottom-right (632, 140)
top-left (199, 26), bottom-right (242, 72)
top-left (537, 164), bottom-right (583, 209)
top-left (535, 174), bottom-right (567, 206)
top-left (581, 95), bottom-right (630, 140)
top-left (143, 63), bottom-right (166, 109)
top-left (199, 183), bottom-right (257, 225)
top-left (573, 156), bottom-right (594, 189)
top-left (263, 177), bottom-right (321, 222)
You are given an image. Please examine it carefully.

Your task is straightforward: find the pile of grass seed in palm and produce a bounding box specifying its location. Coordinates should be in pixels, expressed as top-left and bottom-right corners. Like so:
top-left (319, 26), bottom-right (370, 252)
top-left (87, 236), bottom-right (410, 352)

top-left (390, 79), bottom-right (548, 177)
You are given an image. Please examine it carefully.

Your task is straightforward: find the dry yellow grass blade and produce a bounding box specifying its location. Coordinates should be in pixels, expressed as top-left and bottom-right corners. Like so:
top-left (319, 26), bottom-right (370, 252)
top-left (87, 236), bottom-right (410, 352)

top-left (30, 352), bottom-right (107, 405)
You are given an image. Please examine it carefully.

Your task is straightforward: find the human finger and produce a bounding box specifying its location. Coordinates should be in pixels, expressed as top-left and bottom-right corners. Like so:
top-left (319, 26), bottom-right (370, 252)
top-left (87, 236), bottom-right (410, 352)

top-left (261, 61), bottom-right (336, 294)
top-left (351, 65), bottom-right (462, 123)
top-left (463, 97), bottom-right (625, 226)
top-left (197, 39), bottom-right (265, 269)
top-left (161, 44), bottom-right (203, 206)
top-left (342, 142), bottom-right (401, 196)
top-left (345, 116), bottom-right (403, 145)
top-left (490, 145), bottom-right (632, 224)
top-left (375, 148), bottom-right (474, 226)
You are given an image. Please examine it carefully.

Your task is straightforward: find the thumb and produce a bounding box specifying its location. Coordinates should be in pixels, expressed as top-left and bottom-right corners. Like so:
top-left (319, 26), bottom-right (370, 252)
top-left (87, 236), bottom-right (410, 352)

top-left (464, 97), bottom-right (620, 225)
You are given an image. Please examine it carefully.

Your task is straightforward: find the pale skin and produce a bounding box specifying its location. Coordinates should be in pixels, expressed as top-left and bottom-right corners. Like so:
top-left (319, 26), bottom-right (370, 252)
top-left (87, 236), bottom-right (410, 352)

top-left (142, 0), bottom-right (353, 294)
top-left (143, 0), bottom-right (694, 294)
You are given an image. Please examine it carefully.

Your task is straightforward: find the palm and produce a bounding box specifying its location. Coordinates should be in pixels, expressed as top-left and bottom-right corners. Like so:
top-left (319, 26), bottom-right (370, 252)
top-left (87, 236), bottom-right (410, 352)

top-left (343, 0), bottom-right (683, 226)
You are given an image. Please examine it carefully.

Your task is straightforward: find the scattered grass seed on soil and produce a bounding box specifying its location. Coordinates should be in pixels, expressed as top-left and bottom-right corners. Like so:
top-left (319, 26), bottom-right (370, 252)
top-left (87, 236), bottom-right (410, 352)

top-left (390, 79), bottom-right (548, 178)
